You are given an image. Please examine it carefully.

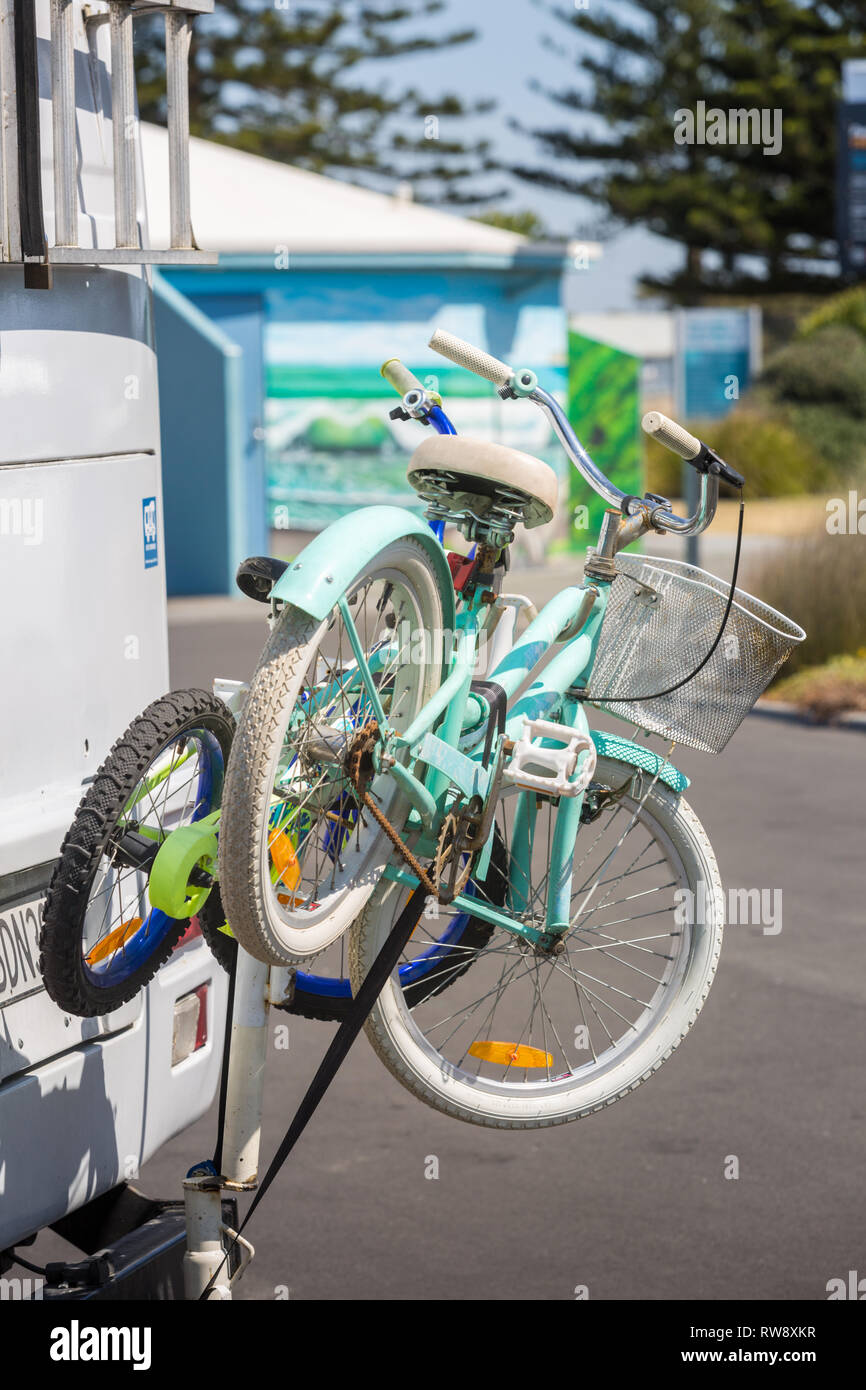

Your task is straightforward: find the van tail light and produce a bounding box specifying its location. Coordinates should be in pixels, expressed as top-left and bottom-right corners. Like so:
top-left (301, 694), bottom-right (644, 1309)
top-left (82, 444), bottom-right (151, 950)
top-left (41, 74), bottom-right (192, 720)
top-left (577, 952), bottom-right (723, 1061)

top-left (171, 984), bottom-right (208, 1066)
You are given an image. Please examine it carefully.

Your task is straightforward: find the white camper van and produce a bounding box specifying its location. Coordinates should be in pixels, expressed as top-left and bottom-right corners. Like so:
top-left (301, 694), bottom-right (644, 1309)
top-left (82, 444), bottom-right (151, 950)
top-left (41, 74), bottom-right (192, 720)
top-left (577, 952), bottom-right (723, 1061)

top-left (0, 0), bottom-right (228, 1295)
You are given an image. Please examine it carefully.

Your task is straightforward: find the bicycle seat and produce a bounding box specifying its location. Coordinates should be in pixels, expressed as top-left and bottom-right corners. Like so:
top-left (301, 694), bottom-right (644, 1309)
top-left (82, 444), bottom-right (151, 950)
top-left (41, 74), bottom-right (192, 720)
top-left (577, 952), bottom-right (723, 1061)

top-left (407, 435), bottom-right (558, 530)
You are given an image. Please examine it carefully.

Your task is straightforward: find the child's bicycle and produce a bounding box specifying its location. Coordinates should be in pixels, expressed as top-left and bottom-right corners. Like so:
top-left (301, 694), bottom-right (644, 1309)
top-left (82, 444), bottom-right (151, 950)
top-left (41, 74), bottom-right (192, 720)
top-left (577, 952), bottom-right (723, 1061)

top-left (40, 330), bottom-right (804, 1129)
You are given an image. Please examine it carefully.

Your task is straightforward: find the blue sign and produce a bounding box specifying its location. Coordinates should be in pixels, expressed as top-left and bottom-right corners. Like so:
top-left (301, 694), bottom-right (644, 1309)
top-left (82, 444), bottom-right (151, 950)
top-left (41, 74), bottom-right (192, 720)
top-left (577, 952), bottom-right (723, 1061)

top-left (675, 308), bottom-right (760, 421)
top-left (837, 102), bottom-right (866, 276)
top-left (142, 496), bottom-right (158, 569)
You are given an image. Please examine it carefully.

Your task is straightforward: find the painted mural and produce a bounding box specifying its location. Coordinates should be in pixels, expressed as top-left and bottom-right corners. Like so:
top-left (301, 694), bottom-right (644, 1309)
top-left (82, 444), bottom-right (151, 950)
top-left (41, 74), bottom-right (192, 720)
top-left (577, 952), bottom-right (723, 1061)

top-left (567, 331), bottom-right (642, 546)
top-left (263, 298), bottom-right (570, 546)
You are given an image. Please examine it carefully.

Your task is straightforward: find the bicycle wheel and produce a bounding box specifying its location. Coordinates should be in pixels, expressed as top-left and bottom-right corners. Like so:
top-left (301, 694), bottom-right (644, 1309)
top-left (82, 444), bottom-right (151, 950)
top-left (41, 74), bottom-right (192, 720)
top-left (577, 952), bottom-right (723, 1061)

top-left (40, 690), bottom-right (234, 1018)
top-left (218, 538), bottom-right (448, 965)
top-left (349, 756), bottom-right (724, 1129)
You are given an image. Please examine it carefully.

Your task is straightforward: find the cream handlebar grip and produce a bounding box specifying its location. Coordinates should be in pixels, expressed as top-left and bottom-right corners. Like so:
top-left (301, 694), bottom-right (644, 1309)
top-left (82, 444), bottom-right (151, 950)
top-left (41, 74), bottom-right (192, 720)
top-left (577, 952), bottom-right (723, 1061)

top-left (380, 358), bottom-right (424, 396)
top-left (428, 329), bottom-right (514, 387)
top-left (641, 410), bottom-right (702, 461)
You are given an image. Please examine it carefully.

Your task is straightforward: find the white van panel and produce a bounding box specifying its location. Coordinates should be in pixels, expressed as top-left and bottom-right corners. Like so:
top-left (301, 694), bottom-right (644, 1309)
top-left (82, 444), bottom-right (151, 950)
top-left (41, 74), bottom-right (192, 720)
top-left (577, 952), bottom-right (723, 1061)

top-left (0, 885), bottom-right (141, 1082)
top-left (0, 928), bottom-right (227, 1250)
top-left (0, 451), bottom-right (169, 878)
top-left (0, 267), bottom-right (159, 465)
top-left (0, 0), bottom-right (227, 1257)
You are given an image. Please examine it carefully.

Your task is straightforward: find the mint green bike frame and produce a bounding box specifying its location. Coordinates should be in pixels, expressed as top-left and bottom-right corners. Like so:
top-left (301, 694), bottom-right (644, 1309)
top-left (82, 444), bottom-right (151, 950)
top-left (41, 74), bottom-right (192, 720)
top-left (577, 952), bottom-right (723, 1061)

top-left (272, 504), bottom-right (688, 953)
top-left (390, 578), bottom-right (610, 944)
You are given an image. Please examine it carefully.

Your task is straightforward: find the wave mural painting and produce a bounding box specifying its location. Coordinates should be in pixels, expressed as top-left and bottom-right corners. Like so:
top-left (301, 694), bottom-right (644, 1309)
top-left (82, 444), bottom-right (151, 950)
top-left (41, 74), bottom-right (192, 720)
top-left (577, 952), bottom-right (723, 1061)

top-left (265, 350), bottom-right (570, 543)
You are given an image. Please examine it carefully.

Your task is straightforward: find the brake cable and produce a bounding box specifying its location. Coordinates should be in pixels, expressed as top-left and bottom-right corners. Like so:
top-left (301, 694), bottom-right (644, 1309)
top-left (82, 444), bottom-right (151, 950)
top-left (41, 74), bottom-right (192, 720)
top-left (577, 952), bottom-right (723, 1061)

top-left (577, 486), bottom-right (745, 706)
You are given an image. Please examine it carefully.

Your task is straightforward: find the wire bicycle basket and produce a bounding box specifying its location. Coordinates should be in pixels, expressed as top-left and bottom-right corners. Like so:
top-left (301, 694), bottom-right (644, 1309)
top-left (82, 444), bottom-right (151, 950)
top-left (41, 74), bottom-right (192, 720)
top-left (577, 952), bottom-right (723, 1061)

top-left (589, 554), bottom-right (806, 753)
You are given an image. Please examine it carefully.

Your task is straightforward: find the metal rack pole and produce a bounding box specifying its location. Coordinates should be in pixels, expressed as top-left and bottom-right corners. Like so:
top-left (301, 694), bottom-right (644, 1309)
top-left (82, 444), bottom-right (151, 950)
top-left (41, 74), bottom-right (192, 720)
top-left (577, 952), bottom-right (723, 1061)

top-left (165, 9), bottom-right (193, 249)
top-left (109, 0), bottom-right (137, 247)
top-left (49, 0), bottom-right (77, 246)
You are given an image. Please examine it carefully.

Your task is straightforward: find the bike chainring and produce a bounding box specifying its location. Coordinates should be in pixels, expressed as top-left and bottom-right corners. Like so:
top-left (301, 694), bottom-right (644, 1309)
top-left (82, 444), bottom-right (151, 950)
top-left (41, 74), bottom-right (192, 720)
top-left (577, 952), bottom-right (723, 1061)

top-left (433, 800), bottom-right (477, 904)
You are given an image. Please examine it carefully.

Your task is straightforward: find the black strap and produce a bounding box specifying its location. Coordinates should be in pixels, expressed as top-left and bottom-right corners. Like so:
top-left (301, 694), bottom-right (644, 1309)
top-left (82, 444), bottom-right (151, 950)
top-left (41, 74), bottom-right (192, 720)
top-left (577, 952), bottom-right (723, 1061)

top-left (199, 885), bottom-right (429, 1299)
top-left (211, 939), bottom-right (238, 1175)
top-left (14, 0), bottom-right (47, 261)
top-left (469, 680), bottom-right (507, 769)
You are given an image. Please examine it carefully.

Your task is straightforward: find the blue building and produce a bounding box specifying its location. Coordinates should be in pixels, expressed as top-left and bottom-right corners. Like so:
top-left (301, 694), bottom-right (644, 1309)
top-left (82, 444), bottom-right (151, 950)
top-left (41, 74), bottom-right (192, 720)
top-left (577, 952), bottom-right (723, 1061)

top-left (143, 125), bottom-right (593, 594)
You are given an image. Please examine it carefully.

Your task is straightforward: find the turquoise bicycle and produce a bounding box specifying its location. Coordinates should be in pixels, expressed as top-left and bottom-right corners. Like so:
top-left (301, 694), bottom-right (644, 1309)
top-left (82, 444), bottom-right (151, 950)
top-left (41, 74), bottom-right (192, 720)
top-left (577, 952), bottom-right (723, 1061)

top-left (215, 329), bottom-right (804, 1129)
top-left (40, 330), bottom-right (803, 1121)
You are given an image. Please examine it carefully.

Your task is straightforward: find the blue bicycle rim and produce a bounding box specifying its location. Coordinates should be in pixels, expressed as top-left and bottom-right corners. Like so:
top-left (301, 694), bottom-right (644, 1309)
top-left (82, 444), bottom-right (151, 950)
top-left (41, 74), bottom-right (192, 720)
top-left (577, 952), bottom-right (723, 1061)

top-left (84, 728), bottom-right (224, 988)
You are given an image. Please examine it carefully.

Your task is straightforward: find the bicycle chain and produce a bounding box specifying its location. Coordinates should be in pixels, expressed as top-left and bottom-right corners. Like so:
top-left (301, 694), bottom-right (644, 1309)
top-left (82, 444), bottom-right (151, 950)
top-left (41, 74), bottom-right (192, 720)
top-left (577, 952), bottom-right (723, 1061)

top-left (346, 721), bottom-right (470, 904)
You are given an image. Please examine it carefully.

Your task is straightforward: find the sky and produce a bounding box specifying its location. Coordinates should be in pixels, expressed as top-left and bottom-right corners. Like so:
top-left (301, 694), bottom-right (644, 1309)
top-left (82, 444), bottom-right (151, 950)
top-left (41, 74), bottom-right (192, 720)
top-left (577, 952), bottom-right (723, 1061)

top-left (351, 0), bottom-right (683, 311)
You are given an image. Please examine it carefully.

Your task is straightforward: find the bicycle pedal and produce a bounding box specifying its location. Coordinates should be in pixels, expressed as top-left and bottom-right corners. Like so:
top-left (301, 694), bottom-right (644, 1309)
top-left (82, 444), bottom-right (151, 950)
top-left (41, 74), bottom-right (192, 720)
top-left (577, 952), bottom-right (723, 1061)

top-left (503, 717), bottom-right (596, 798)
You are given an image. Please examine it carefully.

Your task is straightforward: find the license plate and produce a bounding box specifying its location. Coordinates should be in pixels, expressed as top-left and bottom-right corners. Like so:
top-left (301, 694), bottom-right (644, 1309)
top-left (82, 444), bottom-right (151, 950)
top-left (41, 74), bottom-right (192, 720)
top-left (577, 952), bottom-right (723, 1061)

top-left (0, 894), bottom-right (46, 1009)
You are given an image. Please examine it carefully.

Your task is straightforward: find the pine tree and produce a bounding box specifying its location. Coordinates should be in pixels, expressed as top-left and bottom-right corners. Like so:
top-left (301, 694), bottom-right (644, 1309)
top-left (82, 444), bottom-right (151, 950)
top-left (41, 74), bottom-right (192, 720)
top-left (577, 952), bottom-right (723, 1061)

top-left (135, 1), bottom-right (503, 205)
top-left (512, 0), bottom-right (866, 299)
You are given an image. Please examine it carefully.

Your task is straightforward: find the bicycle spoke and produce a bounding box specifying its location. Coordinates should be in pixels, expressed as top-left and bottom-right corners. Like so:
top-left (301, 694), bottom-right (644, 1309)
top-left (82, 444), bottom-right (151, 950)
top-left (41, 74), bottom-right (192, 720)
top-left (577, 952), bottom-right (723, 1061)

top-left (390, 765), bottom-right (693, 1096)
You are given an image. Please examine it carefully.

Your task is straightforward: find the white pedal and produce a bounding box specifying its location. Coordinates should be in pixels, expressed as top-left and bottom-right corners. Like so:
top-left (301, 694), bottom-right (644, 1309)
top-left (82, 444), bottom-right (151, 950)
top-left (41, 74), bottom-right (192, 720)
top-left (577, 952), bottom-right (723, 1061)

top-left (504, 718), bottom-right (597, 798)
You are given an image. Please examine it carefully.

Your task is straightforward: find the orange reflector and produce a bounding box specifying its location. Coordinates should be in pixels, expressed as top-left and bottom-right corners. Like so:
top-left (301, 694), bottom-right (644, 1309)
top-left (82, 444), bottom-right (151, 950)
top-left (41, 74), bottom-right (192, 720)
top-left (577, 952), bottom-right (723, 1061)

top-left (270, 829), bottom-right (301, 892)
top-left (86, 917), bottom-right (142, 965)
top-left (468, 1040), bottom-right (553, 1069)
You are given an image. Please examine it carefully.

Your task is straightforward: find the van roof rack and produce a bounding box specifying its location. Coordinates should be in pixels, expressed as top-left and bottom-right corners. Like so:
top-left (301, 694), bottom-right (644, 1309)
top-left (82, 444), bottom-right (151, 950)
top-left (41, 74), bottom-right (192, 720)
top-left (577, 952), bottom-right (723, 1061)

top-left (3, 0), bottom-right (217, 275)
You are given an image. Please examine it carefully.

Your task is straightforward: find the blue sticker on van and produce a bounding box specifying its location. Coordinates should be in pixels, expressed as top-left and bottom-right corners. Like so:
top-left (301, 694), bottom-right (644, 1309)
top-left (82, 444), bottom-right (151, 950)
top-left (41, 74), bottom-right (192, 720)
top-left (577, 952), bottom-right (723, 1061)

top-left (142, 497), bottom-right (158, 569)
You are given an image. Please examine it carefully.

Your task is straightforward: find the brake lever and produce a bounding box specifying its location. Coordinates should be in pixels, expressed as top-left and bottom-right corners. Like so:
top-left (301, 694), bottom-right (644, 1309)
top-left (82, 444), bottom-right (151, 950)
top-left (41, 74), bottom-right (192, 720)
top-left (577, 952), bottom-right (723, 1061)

top-left (691, 443), bottom-right (745, 490)
top-left (642, 410), bottom-right (744, 490)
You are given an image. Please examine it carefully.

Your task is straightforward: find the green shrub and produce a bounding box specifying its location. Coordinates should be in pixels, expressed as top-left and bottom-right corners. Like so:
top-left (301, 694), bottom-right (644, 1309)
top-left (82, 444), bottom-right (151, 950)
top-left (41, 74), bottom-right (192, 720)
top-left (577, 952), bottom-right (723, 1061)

top-left (776, 403), bottom-right (866, 478)
top-left (759, 326), bottom-right (866, 417)
top-left (798, 285), bottom-right (866, 341)
top-left (754, 531), bottom-right (866, 676)
top-left (643, 299), bottom-right (866, 499)
top-left (771, 653), bottom-right (866, 721)
top-left (645, 408), bottom-right (824, 498)
top-left (644, 432), bottom-right (682, 498)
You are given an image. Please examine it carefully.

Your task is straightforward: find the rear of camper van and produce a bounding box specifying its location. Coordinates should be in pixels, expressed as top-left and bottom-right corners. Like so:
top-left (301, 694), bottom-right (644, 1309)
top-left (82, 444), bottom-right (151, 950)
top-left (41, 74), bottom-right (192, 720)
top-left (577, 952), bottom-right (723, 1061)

top-left (0, 0), bottom-right (226, 1283)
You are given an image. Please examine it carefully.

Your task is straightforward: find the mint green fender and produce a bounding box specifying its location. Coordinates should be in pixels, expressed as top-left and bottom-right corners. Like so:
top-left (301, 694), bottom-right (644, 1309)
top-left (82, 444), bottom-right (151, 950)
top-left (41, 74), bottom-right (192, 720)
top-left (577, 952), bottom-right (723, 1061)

top-left (271, 506), bottom-right (456, 632)
top-left (590, 730), bottom-right (689, 794)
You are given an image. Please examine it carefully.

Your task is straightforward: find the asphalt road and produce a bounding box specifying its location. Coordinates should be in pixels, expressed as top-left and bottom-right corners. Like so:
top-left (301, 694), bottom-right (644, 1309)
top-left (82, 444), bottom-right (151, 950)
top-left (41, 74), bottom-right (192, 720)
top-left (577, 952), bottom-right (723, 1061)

top-left (140, 570), bottom-right (866, 1302)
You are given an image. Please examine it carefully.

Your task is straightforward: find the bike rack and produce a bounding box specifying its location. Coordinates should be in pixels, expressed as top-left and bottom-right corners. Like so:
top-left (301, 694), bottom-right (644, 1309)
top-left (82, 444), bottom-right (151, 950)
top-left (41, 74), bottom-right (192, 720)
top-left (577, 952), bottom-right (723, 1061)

top-left (178, 589), bottom-right (552, 1298)
top-left (182, 950), bottom-right (293, 1299)
top-left (1, 0), bottom-right (217, 277)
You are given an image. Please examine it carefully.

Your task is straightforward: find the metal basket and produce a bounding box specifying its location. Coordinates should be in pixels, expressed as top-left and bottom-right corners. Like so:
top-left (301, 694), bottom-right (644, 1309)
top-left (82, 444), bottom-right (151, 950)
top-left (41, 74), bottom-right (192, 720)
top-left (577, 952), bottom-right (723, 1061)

top-left (589, 554), bottom-right (806, 753)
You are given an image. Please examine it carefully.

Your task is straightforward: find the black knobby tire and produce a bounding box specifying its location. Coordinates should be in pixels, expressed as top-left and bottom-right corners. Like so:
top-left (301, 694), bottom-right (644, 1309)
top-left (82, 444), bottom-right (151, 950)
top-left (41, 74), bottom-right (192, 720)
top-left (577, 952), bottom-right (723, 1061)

top-left (276, 827), bottom-right (508, 1022)
top-left (402, 825), bottom-right (508, 1009)
top-left (198, 886), bottom-right (237, 971)
top-left (40, 689), bottom-right (235, 1018)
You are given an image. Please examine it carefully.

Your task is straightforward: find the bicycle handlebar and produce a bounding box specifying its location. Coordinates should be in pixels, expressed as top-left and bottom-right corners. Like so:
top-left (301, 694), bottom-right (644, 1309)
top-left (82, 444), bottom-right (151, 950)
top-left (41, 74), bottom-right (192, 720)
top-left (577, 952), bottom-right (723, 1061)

top-left (643, 410), bottom-right (745, 489)
top-left (641, 410), bottom-right (701, 460)
top-left (428, 329), bottom-right (721, 536)
top-left (428, 329), bottom-right (514, 387)
top-left (381, 358), bottom-right (425, 396)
